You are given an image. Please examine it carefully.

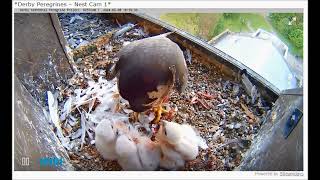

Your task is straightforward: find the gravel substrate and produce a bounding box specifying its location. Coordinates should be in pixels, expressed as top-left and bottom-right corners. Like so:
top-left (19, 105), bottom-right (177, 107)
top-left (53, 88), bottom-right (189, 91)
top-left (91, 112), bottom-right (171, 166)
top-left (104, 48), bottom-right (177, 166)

top-left (54, 13), bottom-right (271, 171)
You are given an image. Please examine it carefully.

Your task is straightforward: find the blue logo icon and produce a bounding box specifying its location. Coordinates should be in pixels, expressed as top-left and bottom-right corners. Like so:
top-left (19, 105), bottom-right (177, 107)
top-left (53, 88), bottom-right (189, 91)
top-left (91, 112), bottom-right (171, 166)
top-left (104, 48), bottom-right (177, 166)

top-left (39, 157), bottom-right (64, 167)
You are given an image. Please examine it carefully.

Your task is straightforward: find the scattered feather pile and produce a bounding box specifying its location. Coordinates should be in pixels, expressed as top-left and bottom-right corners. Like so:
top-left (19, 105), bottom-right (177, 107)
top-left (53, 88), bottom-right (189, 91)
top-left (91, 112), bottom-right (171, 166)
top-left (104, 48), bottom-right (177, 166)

top-left (46, 74), bottom-right (207, 170)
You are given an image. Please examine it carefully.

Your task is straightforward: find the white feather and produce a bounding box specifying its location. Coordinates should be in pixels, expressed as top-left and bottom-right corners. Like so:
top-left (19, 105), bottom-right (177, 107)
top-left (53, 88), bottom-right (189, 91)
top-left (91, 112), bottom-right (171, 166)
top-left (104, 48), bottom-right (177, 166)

top-left (80, 111), bottom-right (87, 150)
top-left (88, 98), bottom-right (96, 113)
top-left (47, 91), bottom-right (65, 140)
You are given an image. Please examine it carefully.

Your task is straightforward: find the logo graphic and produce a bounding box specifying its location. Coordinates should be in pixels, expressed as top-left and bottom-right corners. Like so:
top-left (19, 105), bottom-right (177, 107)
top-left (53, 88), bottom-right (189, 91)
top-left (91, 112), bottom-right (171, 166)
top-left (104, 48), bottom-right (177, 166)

top-left (39, 157), bottom-right (64, 167)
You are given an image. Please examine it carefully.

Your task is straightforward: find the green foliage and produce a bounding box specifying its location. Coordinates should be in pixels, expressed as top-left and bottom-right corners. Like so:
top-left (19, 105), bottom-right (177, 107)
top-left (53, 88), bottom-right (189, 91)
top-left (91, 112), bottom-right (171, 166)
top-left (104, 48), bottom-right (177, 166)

top-left (269, 13), bottom-right (303, 57)
top-left (223, 13), bottom-right (232, 18)
top-left (211, 19), bottom-right (225, 37)
top-left (289, 28), bottom-right (303, 48)
top-left (160, 13), bottom-right (220, 40)
top-left (209, 13), bottom-right (271, 38)
top-left (278, 18), bottom-right (290, 35)
top-left (160, 13), bottom-right (302, 56)
top-left (223, 13), bottom-right (240, 19)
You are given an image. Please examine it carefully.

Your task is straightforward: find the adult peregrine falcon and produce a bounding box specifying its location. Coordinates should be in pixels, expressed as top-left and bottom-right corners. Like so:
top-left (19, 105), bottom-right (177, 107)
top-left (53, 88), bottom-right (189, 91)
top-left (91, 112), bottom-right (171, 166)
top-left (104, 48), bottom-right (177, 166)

top-left (106, 33), bottom-right (188, 123)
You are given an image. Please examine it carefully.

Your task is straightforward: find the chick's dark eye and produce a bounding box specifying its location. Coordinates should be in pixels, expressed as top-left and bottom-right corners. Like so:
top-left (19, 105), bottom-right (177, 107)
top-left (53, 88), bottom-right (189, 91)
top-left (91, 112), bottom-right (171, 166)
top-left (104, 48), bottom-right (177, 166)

top-left (164, 129), bottom-right (167, 136)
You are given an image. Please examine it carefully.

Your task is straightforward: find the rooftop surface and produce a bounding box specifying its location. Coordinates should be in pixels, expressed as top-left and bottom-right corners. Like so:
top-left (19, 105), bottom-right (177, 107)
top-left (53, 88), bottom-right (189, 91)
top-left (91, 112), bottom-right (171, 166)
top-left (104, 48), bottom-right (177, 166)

top-left (211, 29), bottom-right (297, 91)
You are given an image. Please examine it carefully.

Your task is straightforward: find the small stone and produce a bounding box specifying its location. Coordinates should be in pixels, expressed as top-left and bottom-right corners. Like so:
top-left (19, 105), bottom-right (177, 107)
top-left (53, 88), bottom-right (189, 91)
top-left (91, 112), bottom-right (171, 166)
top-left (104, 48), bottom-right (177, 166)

top-left (76, 58), bottom-right (82, 63)
top-left (84, 153), bottom-right (92, 159)
top-left (220, 136), bottom-right (226, 143)
top-left (232, 84), bottom-right (240, 96)
top-left (234, 123), bottom-right (241, 129)
top-left (248, 119), bottom-right (255, 124)
top-left (72, 160), bottom-right (80, 163)
top-left (226, 124), bottom-right (234, 129)
top-left (219, 121), bottom-right (225, 126)
top-left (208, 142), bottom-right (214, 148)
top-left (209, 125), bottom-right (219, 133)
top-left (271, 111), bottom-right (277, 121)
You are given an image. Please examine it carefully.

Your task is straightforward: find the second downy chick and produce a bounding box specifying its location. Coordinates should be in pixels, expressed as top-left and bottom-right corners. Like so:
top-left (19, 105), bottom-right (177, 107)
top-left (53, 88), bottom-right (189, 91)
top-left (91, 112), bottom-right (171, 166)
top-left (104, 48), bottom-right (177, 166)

top-left (135, 136), bottom-right (161, 170)
top-left (158, 138), bottom-right (185, 170)
top-left (95, 119), bottom-right (118, 160)
top-left (157, 120), bottom-right (206, 161)
top-left (155, 122), bottom-right (185, 170)
top-left (115, 133), bottom-right (143, 170)
top-left (115, 126), bottom-right (161, 171)
top-left (95, 119), bottom-right (131, 160)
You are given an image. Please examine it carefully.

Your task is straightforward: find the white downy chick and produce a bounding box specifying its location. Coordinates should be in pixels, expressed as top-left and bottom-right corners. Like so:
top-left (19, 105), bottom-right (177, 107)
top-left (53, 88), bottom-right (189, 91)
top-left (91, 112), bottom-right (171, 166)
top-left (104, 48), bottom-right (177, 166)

top-left (121, 124), bottom-right (161, 170)
top-left (157, 120), bottom-right (205, 161)
top-left (115, 133), bottom-right (143, 171)
top-left (158, 141), bottom-right (185, 170)
top-left (113, 120), bottom-right (131, 134)
top-left (159, 121), bottom-right (198, 160)
top-left (160, 153), bottom-right (185, 170)
top-left (181, 124), bottom-right (208, 150)
top-left (95, 119), bottom-right (118, 160)
top-left (155, 122), bottom-right (185, 170)
top-left (135, 136), bottom-right (161, 170)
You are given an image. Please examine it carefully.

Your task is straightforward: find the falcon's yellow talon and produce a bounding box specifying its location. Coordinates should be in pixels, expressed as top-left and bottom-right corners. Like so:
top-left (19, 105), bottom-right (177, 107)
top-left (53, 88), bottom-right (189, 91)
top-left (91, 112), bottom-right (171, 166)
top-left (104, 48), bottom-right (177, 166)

top-left (162, 109), bottom-right (169, 114)
top-left (152, 104), bottom-right (167, 124)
